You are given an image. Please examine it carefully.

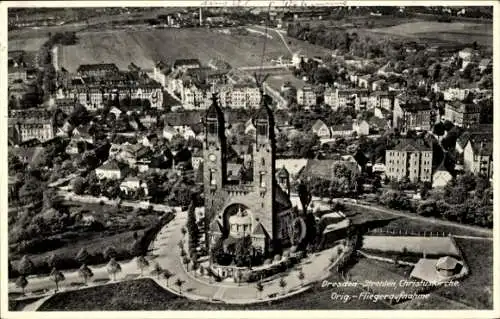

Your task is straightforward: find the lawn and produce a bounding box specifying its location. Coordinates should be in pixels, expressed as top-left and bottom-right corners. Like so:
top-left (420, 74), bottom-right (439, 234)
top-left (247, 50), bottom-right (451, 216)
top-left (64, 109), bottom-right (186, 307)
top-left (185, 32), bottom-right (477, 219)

top-left (433, 238), bottom-right (493, 309)
top-left (9, 296), bottom-right (42, 311)
top-left (59, 28), bottom-right (296, 72)
top-left (38, 276), bottom-right (392, 311)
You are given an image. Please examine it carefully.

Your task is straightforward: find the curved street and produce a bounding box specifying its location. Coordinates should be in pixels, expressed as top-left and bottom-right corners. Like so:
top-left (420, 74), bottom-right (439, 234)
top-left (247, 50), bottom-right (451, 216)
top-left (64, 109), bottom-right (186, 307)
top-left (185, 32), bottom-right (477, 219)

top-left (13, 209), bottom-right (340, 309)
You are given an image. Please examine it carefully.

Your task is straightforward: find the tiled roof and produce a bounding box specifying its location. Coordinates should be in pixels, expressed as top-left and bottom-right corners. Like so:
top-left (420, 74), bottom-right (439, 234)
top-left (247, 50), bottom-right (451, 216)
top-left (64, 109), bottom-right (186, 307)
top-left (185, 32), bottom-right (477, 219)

top-left (311, 119), bottom-right (328, 132)
top-left (252, 222), bottom-right (269, 238)
top-left (97, 160), bottom-right (122, 171)
top-left (393, 138), bottom-right (432, 152)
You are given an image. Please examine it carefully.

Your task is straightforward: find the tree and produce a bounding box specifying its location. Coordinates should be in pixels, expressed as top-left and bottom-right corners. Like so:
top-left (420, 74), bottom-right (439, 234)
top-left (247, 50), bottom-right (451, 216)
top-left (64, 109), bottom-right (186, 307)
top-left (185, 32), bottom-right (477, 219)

top-left (17, 255), bottom-right (34, 276)
top-left (104, 246), bottom-right (117, 261)
top-left (76, 248), bottom-right (90, 265)
top-left (50, 267), bottom-right (65, 291)
top-left (182, 257), bottom-right (190, 271)
top-left (298, 269), bottom-right (305, 286)
top-left (163, 269), bottom-right (173, 286)
top-left (279, 277), bottom-right (287, 295)
top-left (78, 264), bottom-right (94, 284)
top-left (47, 253), bottom-right (60, 270)
top-left (256, 280), bottom-right (264, 299)
top-left (175, 278), bottom-right (185, 294)
top-left (71, 177), bottom-right (86, 195)
top-left (186, 201), bottom-right (199, 251)
top-left (18, 177), bottom-right (43, 205)
top-left (234, 236), bottom-right (252, 267)
top-left (136, 256), bottom-right (150, 276)
top-left (16, 275), bottom-right (29, 295)
top-left (106, 258), bottom-right (122, 281)
top-left (150, 262), bottom-right (163, 280)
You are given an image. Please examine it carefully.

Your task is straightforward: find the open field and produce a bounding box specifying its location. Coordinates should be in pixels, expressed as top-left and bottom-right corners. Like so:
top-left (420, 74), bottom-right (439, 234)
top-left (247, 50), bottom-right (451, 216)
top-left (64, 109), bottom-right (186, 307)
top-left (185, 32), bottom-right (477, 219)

top-left (58, 28), bottom-right (297, 72)
top-left (9, 37), bottom-right (47, 52)
top-left (366, 21), bottom-right (493, 47)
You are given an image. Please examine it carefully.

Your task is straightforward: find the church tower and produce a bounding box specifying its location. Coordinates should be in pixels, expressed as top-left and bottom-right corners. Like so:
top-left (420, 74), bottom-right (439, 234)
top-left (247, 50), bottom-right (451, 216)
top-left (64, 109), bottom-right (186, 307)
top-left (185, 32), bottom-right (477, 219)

top-left (203, 93), bottom-right (227, 228)
top-left (252, 94), bottom-right (277, 246)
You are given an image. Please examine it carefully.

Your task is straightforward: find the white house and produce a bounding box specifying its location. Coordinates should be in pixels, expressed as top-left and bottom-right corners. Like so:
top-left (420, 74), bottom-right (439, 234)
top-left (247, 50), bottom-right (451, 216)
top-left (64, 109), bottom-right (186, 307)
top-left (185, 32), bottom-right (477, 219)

top-left (120, 177), bottom-right (148, 196)
top-left (352, 119), bottom-right (370, 136)
top-left (432, 168), bottom-right (453, 188)
top-left (163, 125), bottom-right (179, 141)
top-left (174, 125), bottom-right (196, 140)
top-left (311, 119), bottom-right (331, 139)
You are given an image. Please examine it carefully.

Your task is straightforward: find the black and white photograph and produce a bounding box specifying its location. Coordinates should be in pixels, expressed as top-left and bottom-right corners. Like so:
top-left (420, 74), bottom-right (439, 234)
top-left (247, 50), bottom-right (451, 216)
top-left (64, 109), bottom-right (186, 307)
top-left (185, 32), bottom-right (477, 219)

top-left (1, 1), bottom-right (497, 317)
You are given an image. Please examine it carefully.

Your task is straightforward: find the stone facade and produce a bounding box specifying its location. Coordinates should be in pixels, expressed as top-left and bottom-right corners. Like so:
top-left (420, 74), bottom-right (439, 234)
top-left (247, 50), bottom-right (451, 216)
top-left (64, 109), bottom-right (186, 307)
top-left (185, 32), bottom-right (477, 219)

top-left (204, 93), bottom-right (293, 257)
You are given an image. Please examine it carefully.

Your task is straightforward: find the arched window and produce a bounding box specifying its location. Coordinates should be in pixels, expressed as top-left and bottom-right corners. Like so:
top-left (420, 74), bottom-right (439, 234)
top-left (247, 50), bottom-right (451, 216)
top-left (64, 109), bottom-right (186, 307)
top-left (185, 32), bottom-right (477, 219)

top-left (261, 158), bottom-right (265, 166)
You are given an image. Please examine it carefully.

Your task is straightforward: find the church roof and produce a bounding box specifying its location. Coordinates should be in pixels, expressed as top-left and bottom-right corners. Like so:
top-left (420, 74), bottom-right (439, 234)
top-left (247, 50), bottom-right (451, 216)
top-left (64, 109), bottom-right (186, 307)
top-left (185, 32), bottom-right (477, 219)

top-left (209, 219), bottom-right (223, 234)
top-left (275, 181), bottom-right (292, 211)
top-left (252, 222), bottom-right (269, 238)
top-left (277, 166), bottom-right (289, 178)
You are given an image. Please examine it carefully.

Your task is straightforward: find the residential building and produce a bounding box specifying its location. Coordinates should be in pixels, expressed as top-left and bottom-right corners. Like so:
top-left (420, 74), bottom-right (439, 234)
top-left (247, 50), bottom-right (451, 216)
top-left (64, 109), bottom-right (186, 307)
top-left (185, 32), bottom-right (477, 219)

top-left (385, 138), bottom-right (433, 183)
top-left (458, 48), bottom-right (477, 61)
top-left (311, 119), bottom-right (331, 139)
top-left (444, 100), bottom-right (481, 127)
top-left (330, 123), bottom-right (354, 137)
top-left (432, 165), bottom-right (453, 188)
top-left (478, 58), bottom-right (492, 73)
top-left (120, 177), bottom-right (148, 196)
top-left (11, 118), bottom-right (55, 143)
top-left (95, 160), bottom-right (125, 180)
top-left (296, 86), bottom-right (316, 107)
top-left (463, 139), bottom-right (493, 179)
top-left (77, 63), bottom-right (119, 77)
top-left (172, 59), bottom-right (201, 72)
top-left (352, 119), bottom-right (370, 136)
top-left (393, 94), bottom-right (433, 134)
top-left (443, 88), bottom-right (470, 101)
top-left (218, 84), bottom-right (261, 109)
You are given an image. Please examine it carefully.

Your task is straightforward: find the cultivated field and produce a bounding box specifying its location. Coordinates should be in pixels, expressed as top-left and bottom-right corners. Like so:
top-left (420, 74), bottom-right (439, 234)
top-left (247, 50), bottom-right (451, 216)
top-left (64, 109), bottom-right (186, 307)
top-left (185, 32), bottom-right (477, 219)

top-left (9, 37), bottom-right (47, 52)
top-left (59, 28), bottom-right (297, 72)
top-left (367, 21), bottom-right (493, 47)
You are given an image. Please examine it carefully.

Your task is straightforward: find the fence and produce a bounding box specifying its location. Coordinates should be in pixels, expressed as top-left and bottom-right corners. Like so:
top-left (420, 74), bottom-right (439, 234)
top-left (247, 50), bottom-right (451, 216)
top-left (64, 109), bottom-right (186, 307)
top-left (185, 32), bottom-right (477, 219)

top-left (368, 227), bottom-right (452, 238)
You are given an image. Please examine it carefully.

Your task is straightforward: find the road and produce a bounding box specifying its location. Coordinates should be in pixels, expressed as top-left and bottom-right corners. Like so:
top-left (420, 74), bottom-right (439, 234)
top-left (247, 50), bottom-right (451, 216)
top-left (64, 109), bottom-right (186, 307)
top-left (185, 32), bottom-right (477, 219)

top-left (251, 24), bottom-right (293, 55)
top-left (13, 208), bottom-right (340, 308)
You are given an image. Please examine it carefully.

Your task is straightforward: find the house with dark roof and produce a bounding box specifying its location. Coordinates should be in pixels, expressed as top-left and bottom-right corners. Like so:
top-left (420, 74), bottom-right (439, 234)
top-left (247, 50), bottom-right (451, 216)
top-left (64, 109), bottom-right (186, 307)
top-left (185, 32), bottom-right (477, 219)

top-left (77, 63), bottom-right (119, 77)
top-left (385, 138), bottom-right (433, 183)
top-left (95, 160), bottom-right (126, 180)
top-left (456, 124), bottom-right (493, 154)
top-left (393, 94), bottom-right (433, 134)
top-left (299, 159), bottom-right (360, 181)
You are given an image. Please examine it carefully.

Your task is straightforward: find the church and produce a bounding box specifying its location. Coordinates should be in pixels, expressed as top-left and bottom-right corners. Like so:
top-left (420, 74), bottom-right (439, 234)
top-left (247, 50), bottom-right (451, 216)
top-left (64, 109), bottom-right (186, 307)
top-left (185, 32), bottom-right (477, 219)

top-left (203, 92), bottom-right (294, 258)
